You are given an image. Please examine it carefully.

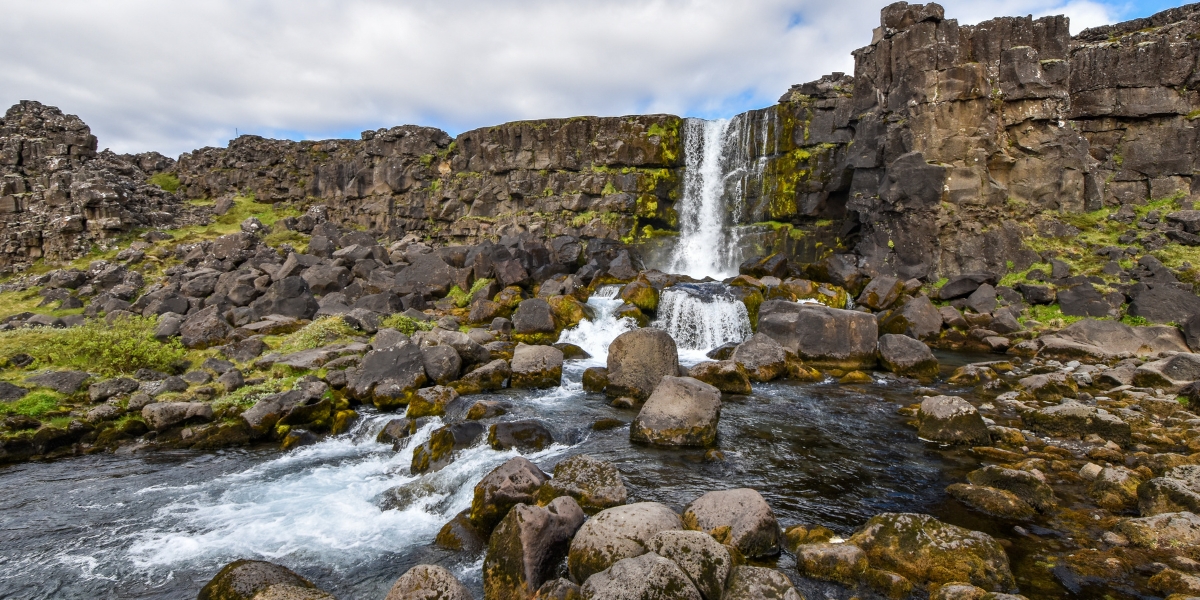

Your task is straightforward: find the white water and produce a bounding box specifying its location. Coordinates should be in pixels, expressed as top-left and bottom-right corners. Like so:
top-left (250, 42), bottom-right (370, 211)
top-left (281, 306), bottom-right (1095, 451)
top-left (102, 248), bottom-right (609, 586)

top-left (556, 286), bottom-right (638, 365)
top-left (652, 286), bottom-right (752, 363)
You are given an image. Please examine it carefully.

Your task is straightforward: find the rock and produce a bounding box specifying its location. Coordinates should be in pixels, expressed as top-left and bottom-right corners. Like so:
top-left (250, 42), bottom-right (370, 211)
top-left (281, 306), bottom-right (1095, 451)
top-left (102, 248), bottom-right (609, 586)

top-left (967, 466), bottom-right (1056, 511)
top-left (1017, 372), bottom-right (1078, 401)
top-left (26, 370), bottom-right (89, 394)
top-left (1015, 283), bottom-right (1055, 305)
top-left (301, 264), bottom-right (350, 296)
top-left (513, 298), bottom-right (557, 340)
top-left (384, 564), bottom-right (473, 600)
top-left (946, 484), bottom-right (1036, 520)
top-left (1138, 465), bottom-right (1200, 516)
top-left (1117, 512), bottom-right (1200, 549)
top-left (249, 276), bottom-right (320, 321)
top-left (795, 543), bottom-right (869, 585)
top-left (937, 273), bottom-right (995, 300)
top-left (534, 578), bottom-right (581, 600)
top-left (484, 497), bottom-right (586, 600)
top-left (757, 300), bottom-right (878, 369)
top-left (410, 422), bottom-right (484, 473)
top-left (1133, 353), bottom-right (1200, 391)
top-left (722, 566), bottom-right (802, 600)
top-left (918, 396), bottom-right (990, 445)
top-left (964, 284), bottom-right (998, 314)
top-left (347, 342), bottom-right (428, 410)
top-left (646, 530), bottom-right (731, 600)
top-left (470, 456), bottom-right (550, 534)
top-left (466, 400), bottom-right (506, 420)
top-left (180, 306), bottom-right (234, 349)
top-left (1023, 401), bottom-right (1131, 445)
top-left (579, 552), bottom-right (701, 600)
top-left (87, 377), bottom-right (138, 402)
top-left (730, 333), bottom-right (787, 382)
top-left (536, 454), bottom-right (627, 515)
top-left (1089, 466), bottom-right (1142, 511)
top-left (619, 281), bottom-right (659, 312)
top-left (687, 361), bottom-right (752, 394)
top-left (877, 294), bottom-right (943, 340)
top-left (1128, 284), bottom-right (1200, 324)
top-left (510, 343), bottom-right (564, 389)
top-left (1037, 319), bottom-right (1188, 362)
top-left (241, 387), bottom-right (331, 438)
top-left (567, 502), bottom-right (682, 583)
top-left (630, 376), bottom-right (721, 447)
top-left (454, 359), bottom-right (511, 394)
top-left (877, 334), bottom-right (938, 380)
top-left (394, 253), bottom-right (457, 296)
top-left (222, 338), bottom-right (268, 362)
top-left (406, 385), bottom-right (459, 419)
top-left (857, 275), bottom-right (904, 311)
top-left (197, 560), bottom-right (320, 600)
top-left (682, 488), bottom-right (781, 558)
top-left (582, 367), bottom-right (608, 393)
top-left (606, 328), bottom-right (680, 400)
top-left (848, 513), bottom-right (1014, 591)
top-left (489, 419), bottom-right (555, 451)
top-left (141, 401), bottom-right (213, 431)
top-left (85, 404), bottom-right (121, 423)
top-left (418, 345), bottom-right (462, 386)
top-left (0, 382), bottom-right (27, 401)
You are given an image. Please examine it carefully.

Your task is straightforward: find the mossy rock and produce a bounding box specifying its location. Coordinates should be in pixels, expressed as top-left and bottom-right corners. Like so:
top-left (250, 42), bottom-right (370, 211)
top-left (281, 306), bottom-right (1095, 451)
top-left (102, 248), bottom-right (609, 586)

top-left (548, 295), bottom-right (592, 330)
top-left (197, 559), bottom-right (318, 600)
top-left (494, 286), bottom-right (525, 311)
top-left (614, 304), bottom-right (650, 327)
top-left (619, 281), bottom-right (659, 312)
top-left (411, 427), bottom-right (457, 474)
top-left (839, 371), bottom-right (873, 384)
top-left (330, 409), bottom-right (357, 434)
top-left (847, 513), bottom-right (1014, 591)
top-left (726, 286), bottom-right (764, 330)
top-left (512, 332), bottom-right (558, 345)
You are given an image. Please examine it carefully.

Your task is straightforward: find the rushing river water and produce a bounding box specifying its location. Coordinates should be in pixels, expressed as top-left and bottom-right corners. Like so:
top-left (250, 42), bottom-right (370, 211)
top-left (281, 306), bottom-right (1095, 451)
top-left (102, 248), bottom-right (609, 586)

top-left (0, 290), bottom-right (988, 600)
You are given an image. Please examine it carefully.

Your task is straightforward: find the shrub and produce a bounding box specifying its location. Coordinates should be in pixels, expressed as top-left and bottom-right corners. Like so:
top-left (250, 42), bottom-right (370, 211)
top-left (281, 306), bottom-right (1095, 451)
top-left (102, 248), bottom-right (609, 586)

top-left (0, 316), bottom-right (187, 376)
top-left (379, 314), bottom-right (434, 336)
top-left (276, 317), bottom-right (358, 354)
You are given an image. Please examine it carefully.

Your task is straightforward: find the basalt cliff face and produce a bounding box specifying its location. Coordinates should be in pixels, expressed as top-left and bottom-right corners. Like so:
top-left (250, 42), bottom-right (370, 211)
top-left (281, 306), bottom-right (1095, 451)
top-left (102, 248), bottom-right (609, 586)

top-left (0, 2), bottom-right (1197, 279)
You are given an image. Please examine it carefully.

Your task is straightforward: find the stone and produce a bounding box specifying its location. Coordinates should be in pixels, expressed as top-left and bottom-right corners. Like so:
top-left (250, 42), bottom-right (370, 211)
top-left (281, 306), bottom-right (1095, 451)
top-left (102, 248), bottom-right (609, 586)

top-left (730, 333), bottom-right (787, 382)
top-left (419, 345), bottom-right (462, 386)
top-left (1117, 512), bottom-right (1200, 550)
top-left (946, 484), bottom-right (1036, 520)
top-left (1015, 283), bottom-right (1055, 305)
top-left (606, 328), bottom-right (680, 401)
top-left (682, 488), bottom-right (781, 558)
top-left (1133, 353), bottom-right (1200, 391)
top-left (967, 466), bottom-right (1056, 511)
top-left (489, 419), bottom-right (554, 452)
top-left (249, 276), bottom-right (319, 321)
top-left (1017, 372), bottom-right (1078, 401)
top-left (857, 275), bottom-right (904, 310)
top-left (87, 377), bottom-right (138, 402)
top-left (484, 497), bottom-right (586, 600)
top-left (630, 376), bottom-right (721, 447)
top-left (410, 422), bottom-right (484, 473)
top-left (180, 306), bottom-right (234, 349)
top-left (1138, 465), bottom-right (1200, 516)
top-left (0, 382), bottom-right (27, 401)
top-left (579, 553), bottom-right (701, 600)
top-left (847, 513), bottom-right (1014, 591)
top-left (687, 360), bottom-right (752, 394)
top-left (534, 579), bottom-right (580, 600)
top-left (454, 359), bottom-right (511, 394)
top-left (582, 367), bottom-right (608, 393)
top-left (877, 333), bottom-right (938, 380)
top-left (938, 273), bottom-right (995, 300)
top-left (918, 396), bottom-right (990, 445)
top-left (301, 264), bottom-right (350, 296)
top-left (1089, 466), bottom-right (1142, 511)
top-left (198, 559), bottom-right (320, 600)
top-left (722, 566), bottom-right (802, 600)
top-left (1023, 401), bottom-right (1132, 446)
top-left (395, 253), bottom-right (458, 296)
top-left (347, 343), bottom-right (428, 410)
top-left (757, 300), bottom-right (878, 369)
top-left (470, 456), bottom-right (550, 534)
top-left (877, 295), bottom-right (943, 340)
top-left (964, 284), bottom-right (998, 314)
top-left (26, 370), bottom-right (89, 394)
top-left (1058, 284), bottom-right (1116, 318)
top-left (646, 530), bottom-right (731, 600)
top-left (222, 338), bottom-right (269, 362)
top-left (384, 564), bottom-right (472, 600)
top-left (794, 543), bottom-right (869, 585)
top-left (510, 343), bottom-right (564, 389)
top-left (536, 454), bottom-right (628, 515)
top-left (1128, 284), bottom-right (1200, 324)
top-left (567, 502), bottom-right (682, 583)
top-left (1037, 319), bottom-right (1189, 361)
top-left (141, 402), bottom-right (215, 431)
top-left (405, 385), bottom-right (459, 419)
top-left (241, 388), bottom-right (330, 438)
top-left (512, 298), bottom-right (557, 339)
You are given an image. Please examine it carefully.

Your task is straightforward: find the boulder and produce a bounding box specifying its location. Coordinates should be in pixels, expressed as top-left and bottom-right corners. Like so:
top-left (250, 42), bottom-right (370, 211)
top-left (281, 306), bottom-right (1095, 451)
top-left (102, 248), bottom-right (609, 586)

top-left (578, 553), bottom-right (701, 600)
top-left (582, 367), bottom-right (608, 393)
top-left (410, 422), bottom-right (484, 474)
top-left (0, 382), bottom-right (27, 401)
top-left (1023, 401), bottom-right (1131, 445)
top-left (877, 334), bottom-right (938, 380)
top-left (241, 388), bottom-right (330, 438)
top-left (967, 466), bottom-right (1056, 512)
top-left (937, 273), bottom-right (995, 300)
top-left (535, 579), bottom-right (581, 600)
top-left (536, 454), bottom-right (628, 515)
top-left (394, 253), bottom-right (457, 296)
top-left (917, 396), bottom-right (990, 445)
top-left (963, 284), bottom-right (997, 314)
top-left (454, 359), bottom-right (511, 394)
top-left (847, 513), bottom-right (1014, 591)
top-left (688, 361), bottom-right (752, 394)
top-left (88, 377), bottom-right (138, 402)
top-left (249, 276), bottom-right (319, 320)
top-left (301, 264), bottom-right (351, 296)
top-left (857, 275), bottom-right (904, 311)
top-left (1017, 372), bottom-right (1077, 401)
top-left (682, 488), bottom-right (781, 558)
top-left (180, 306), bottom-right (234, 349)
top-left (510, 343), bottom-right (564, 389)
top-left (630, 376), bottom-right (721, 447)
top-left (470, 456), bottom-right (550, 534)
top-left (646, 530), bottom-right (731, 600)
top-left (730, 333), bottom-right (786, 382)
top-left (483, 497), bottom-right (586, 600)
top-left (419, 345), bottom-right (462, 386)
top-left (1133, 353), bottom-right (1200, 391)
top-left (606, 329), bottom-right (680, 401)
top-left (142, 401), bottom-right (214, 431)
top-left (794, 543), bottom-right (869, 585)
top-left (347, 343), bottom-right (428, 410)
top-left (1128, 284), bottom-right (1200, 324)
top-left (1138, 465), bottom-right (1200, 516)
top-left (405, 385), bottom-right (459, 419)
top-left (567, 502), bottom-right (682, 583)
top-left (512, 298), bottom-right (557, 340)
top-left (198, 560), bottom-right (321, 600)
top-left (26, 370), bottom-right (90, 394)
top-left (1117, 512), bottom-right (1200, 549)
top-left (877, 295), bottom-right (943, 340)
top-left (1037, 319), bottom-right (1188, 361)
top-left (722, 566), bottom-right (802, 600)
top-left (1015, 283), bottom-right (1055, 305)
top-left (489, 419), bottom-right (554, 452)
top-left (384, 564), bottom-right (472, 600)
top-left (946, 484), bottom-right (1036, 520)
top-left (757, 300), bottom-right (877, 369)
top-left (1089, 466), bottom-right (1142, 511)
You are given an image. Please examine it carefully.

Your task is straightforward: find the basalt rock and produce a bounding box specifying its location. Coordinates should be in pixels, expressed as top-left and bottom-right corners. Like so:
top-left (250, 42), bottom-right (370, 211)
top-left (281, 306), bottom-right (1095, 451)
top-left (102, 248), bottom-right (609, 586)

top-left (682, 488), bottom-right (782, 558)
top-left (567, 501), bottom-right (683, 584)
top-left (757, 300), bottom-right (877, 369)
top-left (536, 454), bottom-right (628, 515)
top-left (606, 328), bottom-right (680, 401)
top-left (847, 513), bottom-right (1014, 591)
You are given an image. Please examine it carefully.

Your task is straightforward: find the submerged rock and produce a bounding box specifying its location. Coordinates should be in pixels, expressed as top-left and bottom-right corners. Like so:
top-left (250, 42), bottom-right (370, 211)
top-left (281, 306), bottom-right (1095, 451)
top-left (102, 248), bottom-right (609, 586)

top-left (946, 483), bottom-right (1036, 520)
top-left (878, 333), bottom-right (939, 380)
top-left (630, 376), bottom-right (721, 447)
top-left (917, 395), bottom-right (990, 445)
top-left (847, 512), bottom-right (1014, 591)
top-left (730, 332), bottom-right (787, 382)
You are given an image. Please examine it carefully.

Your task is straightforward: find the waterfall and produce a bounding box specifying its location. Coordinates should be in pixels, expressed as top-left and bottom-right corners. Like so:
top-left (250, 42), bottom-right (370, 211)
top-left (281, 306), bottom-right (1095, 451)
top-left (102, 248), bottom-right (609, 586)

top-left (652, 283), bottom-right (752, 362)
top-left (555, 286), bottom-right (638, 363)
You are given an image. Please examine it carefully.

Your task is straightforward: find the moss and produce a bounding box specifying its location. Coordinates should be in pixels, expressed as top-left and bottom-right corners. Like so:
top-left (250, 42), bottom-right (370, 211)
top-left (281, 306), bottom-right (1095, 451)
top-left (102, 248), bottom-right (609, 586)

top-left (1023, 304), bottom-right (1084, 328)
top-left (170, 196), bottom-right (301, 245)
top-left (601, 182), bottom-right (618, 196)
top-left (0, 390), bottom-right (64, 418)
top-left (378, 314), bottom-right (435, 336)
top-left (1187, 110), bottom-right (1200, 121)
top-left (147, 172), bottom-right (180, 193)
top-left (646, 118), bottom-right (683, 163)
top-left (276, 317), bottom-right (358, 354)
top-left (0, 316), bottom-right (187, 376)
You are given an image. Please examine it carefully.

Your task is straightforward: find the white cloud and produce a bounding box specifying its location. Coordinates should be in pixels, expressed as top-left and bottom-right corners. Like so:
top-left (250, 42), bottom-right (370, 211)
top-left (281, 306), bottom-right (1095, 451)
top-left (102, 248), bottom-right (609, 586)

top-left (0, 0), bottom-right (1122, 157)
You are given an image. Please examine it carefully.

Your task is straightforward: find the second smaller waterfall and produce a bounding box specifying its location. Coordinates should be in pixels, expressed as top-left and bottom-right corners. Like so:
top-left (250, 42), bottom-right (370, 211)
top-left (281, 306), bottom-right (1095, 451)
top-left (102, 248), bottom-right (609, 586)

top-left (653, 283), bottom-right (752, 361)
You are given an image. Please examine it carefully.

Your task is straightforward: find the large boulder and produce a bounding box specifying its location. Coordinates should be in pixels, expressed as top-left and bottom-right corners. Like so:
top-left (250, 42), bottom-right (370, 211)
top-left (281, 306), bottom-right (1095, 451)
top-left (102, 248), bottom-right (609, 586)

top-left (877, 294), bottom-right (943, 340)
top-left (847, 513), bottom-right (1014, 591)
top-left (454, 359), bottom-right (511, 394)
top-left (1023, 401), bottom-right (1131, 446)
top-left (967, 466), bottom-right (1056, 512)
top-left (419, 345), bottom-right (462, 386)
top-left (1037, 319), bottom-right (1189, 361)
top-left (347, 342), bottom-right (429, 410)
top-left (510, 343), bottom-right (564, 389)
top-left (410, 422), bottom-right (484, 474)
top-left (26, 370), bottom-right (90, 394)
top-left (722, 566), bottom-right (802, 600)
top-left (1017, 372), bottom-right (1078, 401)
top-left (488, 420), bottom-right (554, 452)
top-left (794, 543), bottom-right (869, 585)
top-left (512, 298), bottom-right (557, 341)
top-left (249, 276), bottom-right (319, 320)
top-left (384, 564), bottom-right (472, 600)
top-left (1116, 512), bottom-right (1200, 550)
top-left (606, 329), bottom-right (680, 401)
top-left (578, 553), bottom-right (701, 600)
top-left (730, 333), bottom-right (786, 382)
top-left (630, 376), bottom-right (721, 447)
top-left (757, 300), bottom-right (877, 369)
top-left (857, 275), bottom-right (904, 311)
top-left (917, 396), bottom-right (990, 445)
top-left (567, 502), bottom-right (683, 583)
top-left (877, 334), bottom-right (938, 380)
top-left (682, 488), bottom-right (781, 558)
top-left (470, 456), bottom-right (550, 534)
top-left (1088, 466), bottom-right (1142, 511)
top-left (142, 402), bottom-right (214, 432)
top-left (1138, 465), bottom-right (1200, 516)
top-left (180, 306), bottom-right (234, 349)
top-left (1128, 284), bottom-right (1200, 324)
top-left (646, 530), bottom-right (731, 600)
top-left (687, 360), bottom-right (752, 394)
top-left (197, 559), bottom-right (321, 600)
top-left (405, 385), bottom-right (459, 419)
top-left (937, 273), bottom-right (994, 300)
top-left (394, 253), bottom-right (458, 296)
top-left (241, 387), bottom-right (330, 437)
top-left (301, 264), bottom-right (351, 296)
top-left (484, 497), bottom-right (586, 600)
top-left (1133, 353), bottom-right (1200, 391)
top-left (536, 454), bottom-right (628, 515)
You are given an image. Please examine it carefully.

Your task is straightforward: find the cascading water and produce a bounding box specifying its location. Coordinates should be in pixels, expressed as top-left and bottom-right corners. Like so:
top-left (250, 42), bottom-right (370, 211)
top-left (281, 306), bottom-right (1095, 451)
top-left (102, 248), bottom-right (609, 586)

top-left (652, 283), bottom-right (752, 362)
top-left (556, 286), bottom-right (638, 363)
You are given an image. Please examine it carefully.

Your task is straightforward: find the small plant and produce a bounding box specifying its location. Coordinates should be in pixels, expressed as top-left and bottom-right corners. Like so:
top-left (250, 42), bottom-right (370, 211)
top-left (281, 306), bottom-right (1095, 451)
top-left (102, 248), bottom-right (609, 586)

top-left (147, 173), bottom-right (181, 193)
top-left (0, 390), bottom-right (63, 418)
top-left (276, 317), bottom-right (358, 354)
top-left (1121, 314), bottom-right (1150, 327)
top-left (379, 314), bottom-right (435, 336)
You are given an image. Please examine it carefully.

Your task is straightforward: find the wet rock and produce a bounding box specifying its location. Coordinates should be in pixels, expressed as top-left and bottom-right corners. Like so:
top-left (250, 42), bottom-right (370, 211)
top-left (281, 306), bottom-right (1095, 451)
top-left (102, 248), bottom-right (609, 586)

top-left (1023, 401), bottom-right (1131, 445)
top-left (646, 530), bottom-right (731, 600)
top-left (795, 542), bottom-right (869, 585)
top-left (513, 298), bottom-right (557, 341)
top-left (533, 454), bottom-right (625, 516)
top-left (419, 345), bottom-right (462, 386)
top-left (534, 578), bottom-right (580, 600)
top-left (510, 343), bottom-right (564, 389)
top-left (918, 395), bottom-right (991, 445)
top-left (579, 552), bottom-right (701, 600)
top-left (26, 370), bottom-right (89, 394)
top-left (630, 376), bottom-right (721, 447)
top-left (567, 502), bottom-right (682, 583)
top-left (88, 377), bottom-right (138, 403)
top-left (606, 329), bottom-right (679, 401)
top-left (1089, 466), bottom-right (1142, 511)
top-left (466, 400), bottom-right (507, 420)
top-left (405, 385), bottom-right (459, 419)
top-left (347, 342), bottom-right (428, 410)
top-left (877, 334), bottom-right (938, 380)
top-left (1117, 512), bottom-right (1200, 550)
top-left (722, 566), bottom-right (802, 600)
top-left (377, 418), bottom-right (416, 446)
top-left (848, 513), bottom-right (1014, 591)
top-left (705, 342), bottom-right (738, 361)
top-left (454, 359), bottom-right (511, 394)
top-left (619, 280), bottom-right (659, 312)
top-left (1037, 319), bottom-right (1188, 361)
top-left (197, 559), bottom-right (321, 600)
top-left (967, 466), bottom-right (1056, 511)
top-left (1133, 353), bottom-right (1200, 392)
top-left (484, 497), bottom-right (586, 600)
top-left (489, 419), bottom-right (554, 452)
top-left (1138, 465), bottom-right (1200, 516)
top-left (470, 456), bottom-right (550, 534)
top-left (411, 422), bottom-right (484, 474)
top-left (142, 401), bottom-right (213, 431)
top-left (857, 275), bottom-right (904, 311)
top-left (687, 360), bottom-right (752, 394)
top-left (582, 367), bottom-right (608, 393)
top-left (757, 300), bottom-right (878, 369)
top-left (877, 295), bottom-right (943, 340)
top-left (1017, 372), bottom-right (1078, 402)
top-left (946, 484), bottom-right (1036, 520)
top-left (384, 564), bottom-right (472, 600)
top-left (730, 333), bottom-right (787, 382)
top-left (241, 387), bottom-right (331, 438)
top-left (682, 488), bottom-right (781, 558)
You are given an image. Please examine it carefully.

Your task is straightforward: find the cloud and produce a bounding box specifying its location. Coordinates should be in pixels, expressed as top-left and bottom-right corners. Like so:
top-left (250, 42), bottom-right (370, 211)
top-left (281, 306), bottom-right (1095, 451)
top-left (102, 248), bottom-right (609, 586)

top-left (0, 0), bottom-right (1123, 157)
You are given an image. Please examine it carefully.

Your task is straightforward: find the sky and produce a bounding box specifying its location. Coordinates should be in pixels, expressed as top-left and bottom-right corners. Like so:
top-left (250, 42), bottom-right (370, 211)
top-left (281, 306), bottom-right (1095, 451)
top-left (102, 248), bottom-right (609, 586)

top-left (0, 0), bottom-right (1184, 157)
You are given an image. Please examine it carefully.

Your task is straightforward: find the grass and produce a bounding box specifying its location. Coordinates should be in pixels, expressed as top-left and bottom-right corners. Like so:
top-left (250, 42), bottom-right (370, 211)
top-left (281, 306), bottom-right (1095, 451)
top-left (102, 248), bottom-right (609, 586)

top-left (0, 390), bottom-right (64, 418)
top-left (275, 317), bottom-right (359, 354)
top-left (1023, 304), bottom-right (1085, 328)
top-left (147, 173), bottom-right (180, 193)
top-left (0, 315), bottom-right (187, 377)
top-left (446, 278), bottom-right (493, 309)
top-left (211, 375), bottom-right (301, 412)
top-left (379, 314), bottom-right (434, 336)
top-left (0, 288), bottom-right (86, 321)
top-left (170, 195), bottom-right (301, 245)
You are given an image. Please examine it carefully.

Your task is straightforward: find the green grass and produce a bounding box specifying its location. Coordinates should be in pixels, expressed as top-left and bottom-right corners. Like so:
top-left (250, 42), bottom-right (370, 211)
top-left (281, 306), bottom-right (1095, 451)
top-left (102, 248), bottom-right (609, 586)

top-left (378, 314), bottom-right (434, 336)
top-left (170, 195), bottom-right (301, 245)
top-left (445, 278), bottom-right (493, 309)
top-left (0, 390), bottom-right (64, 418)
top-left (147, 173), bottom-right (180, 193)
top-left (275, 317), bottom-right (359, 354)
top-left (1023, 304), bottom-right (1085, 328)
top-left (1121, 314), bottom-right (1150, 326)
top-left (212, 375), bottom-right (301, 412)
top-left (0, 288), bottom-right (87, 321)
top-left (0, 316), bottom-right (187, 376)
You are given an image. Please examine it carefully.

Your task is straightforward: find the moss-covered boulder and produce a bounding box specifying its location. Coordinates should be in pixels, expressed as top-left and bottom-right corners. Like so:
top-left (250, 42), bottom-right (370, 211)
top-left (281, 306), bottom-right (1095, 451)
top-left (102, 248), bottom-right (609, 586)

top-left (582, 367), bottom-right (609, 392)
top-left (682, 488), bottom-right (781, 559)
top-left (536, 454), bottom-right (628, 515)
top-left (567, 502), bottom-right (682, 583)
top-left (579, 552), bottom-right (701, 600)
top-left (197, 559), bottom-right (322, 600)
top-left (847, 513), bottom-right (1014, 591)
top-left (548, 294), bottom-right (591, 331)
top-left (405, 385), bottom-right (459, 419)
top-left (469, 456), bottom-right (550, 535)
top-left (613, 303), bottom-right (650, 327)
top-left (619, 281), bottom-right (659, 312)
top-left (688, 360), bottom-right (752, 394)
top-left (946, 484), bottom-right (1036, 520)
top-left (630, 376), bottom-right (721, 447)
top-left (384, 564), bottom-right (472, 600)
top-left (794, 543), bottom-right (869, 585)
top-left (722, 566), bottom-right (803, 600)
top-left (646, 530), bottom-right (732, 600)
top-left (410, 422), bottom-right (484, 474)
top-left (483, 497), bottom-right (586, 600)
